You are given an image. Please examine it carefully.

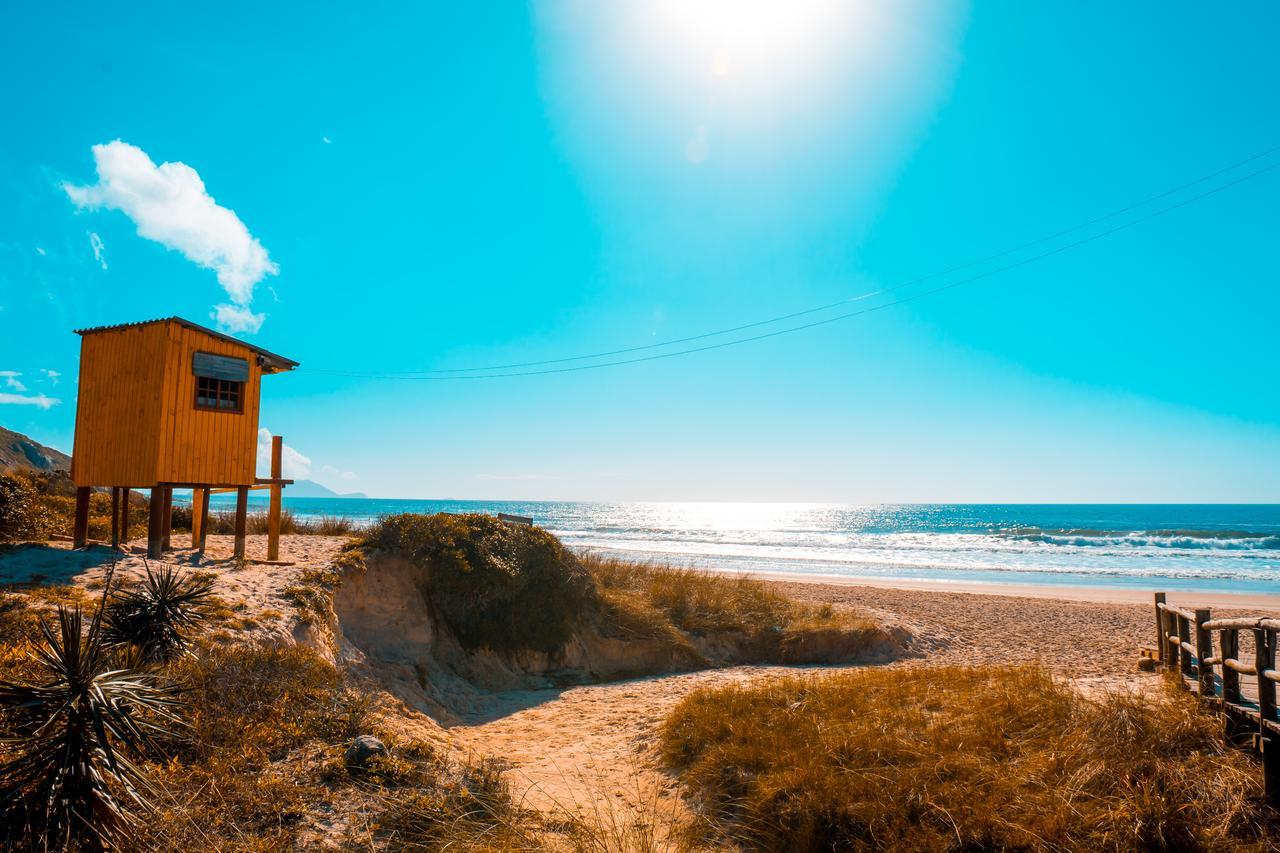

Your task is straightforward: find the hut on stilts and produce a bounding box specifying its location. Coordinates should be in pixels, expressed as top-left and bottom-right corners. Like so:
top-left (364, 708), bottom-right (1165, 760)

top-left (68, 317), bottom-right (298, 561)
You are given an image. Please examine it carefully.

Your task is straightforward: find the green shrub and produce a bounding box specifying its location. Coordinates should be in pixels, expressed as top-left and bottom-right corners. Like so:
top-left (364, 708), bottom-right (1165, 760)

top-left (0, 474), bottom-right (54, 542)
top-left (360, 513), bottom-right (596, 654)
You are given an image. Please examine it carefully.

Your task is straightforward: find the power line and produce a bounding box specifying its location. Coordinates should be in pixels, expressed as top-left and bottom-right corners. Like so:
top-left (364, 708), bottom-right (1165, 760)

top-left (304, 152), bottom-right (1280, 381)
top-left (312, 143), bottom-right (1280, 376)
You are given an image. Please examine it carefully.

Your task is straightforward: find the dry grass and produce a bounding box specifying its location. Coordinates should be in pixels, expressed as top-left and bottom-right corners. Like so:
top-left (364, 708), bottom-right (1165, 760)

top-left (660, 665), bottom-right (1279, 852)
top-left (585, 553), bottom-right (883, 665)
top-left (193, 508), bottom-right (356, 536)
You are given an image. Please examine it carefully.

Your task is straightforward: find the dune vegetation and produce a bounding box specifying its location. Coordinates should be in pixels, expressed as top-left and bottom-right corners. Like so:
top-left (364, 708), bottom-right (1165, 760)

top-left (660, 665), bottom-right (1279, 852)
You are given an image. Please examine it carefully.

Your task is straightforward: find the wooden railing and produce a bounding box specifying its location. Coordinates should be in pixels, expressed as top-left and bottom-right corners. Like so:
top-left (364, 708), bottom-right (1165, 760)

top-left (1147, 592), bottom-right (1279, 806)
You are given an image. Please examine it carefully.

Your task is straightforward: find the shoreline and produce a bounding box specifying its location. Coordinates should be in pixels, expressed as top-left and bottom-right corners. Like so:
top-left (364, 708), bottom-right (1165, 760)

top-left (750, 569), bottom-right (1280, 611)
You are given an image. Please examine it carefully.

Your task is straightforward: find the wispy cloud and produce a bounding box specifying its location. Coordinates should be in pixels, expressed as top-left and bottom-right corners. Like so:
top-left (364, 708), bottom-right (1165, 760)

top-left (63, 140), bottom-right (277, 333)
top-left (40, 369), bottom-right (60, 385)
top-left (0, 371), bottom-right (26, 392)
top-left (88, 231), bottom-right (107, 270)
top-left (0, 392), bottom-right (59, 409)
top-left (256, 428), bottom-right (312, 480)
top-left (320, 464), bottom-right (357, 482)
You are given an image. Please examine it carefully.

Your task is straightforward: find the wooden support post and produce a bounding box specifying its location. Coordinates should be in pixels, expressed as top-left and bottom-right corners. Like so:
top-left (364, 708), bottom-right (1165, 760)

top-left (267, 435), bottom-right (283, 561)
top-left (1154, 593), bottom-right (1166, 665)
top-left (198, 487), bottom-right (211, 554)
top-left (147, 488), bottom-right (165, 559)
top-left (1194, 608), bottom-right (1213, 697)
top-left (233, 486), bottom-right (249, 560)
top-left (191, 488), bottom-right (205, 548)
top-left (110, 487), bottom-right (121, 549)
top-left (120, 489), bottom-right (130, 547)
top-left (72, 486), bottom-right (91, 549)
top-left (1164, 610), bottom-right (1179, 671)
top-left (160, 486), bottom-right (173, 552)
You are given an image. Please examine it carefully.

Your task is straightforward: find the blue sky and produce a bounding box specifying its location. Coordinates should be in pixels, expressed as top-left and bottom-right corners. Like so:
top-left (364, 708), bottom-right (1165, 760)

top-left (1, 1), bottom-right (1278, 502)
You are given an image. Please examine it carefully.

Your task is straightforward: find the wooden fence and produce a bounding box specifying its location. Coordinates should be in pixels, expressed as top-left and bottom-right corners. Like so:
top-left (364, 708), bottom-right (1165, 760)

top-left (1146, 592), bottom-right (1279, 806)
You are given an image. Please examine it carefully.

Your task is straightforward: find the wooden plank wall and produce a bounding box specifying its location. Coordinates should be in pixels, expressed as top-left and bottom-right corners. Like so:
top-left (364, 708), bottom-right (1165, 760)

top-left (71, 324), bottom-right (168, 487)
top-left (156, 321), bottom-right (263, 486)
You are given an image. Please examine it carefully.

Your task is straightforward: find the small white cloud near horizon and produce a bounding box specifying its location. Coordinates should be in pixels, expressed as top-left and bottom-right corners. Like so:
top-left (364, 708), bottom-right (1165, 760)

top-left (256, 428), bottom-right (311, 480)
top-left (88, 231), bottom-right (107, 270)
top-left (320, 464), bottom-right (357, 482)
top-left (63, 140), bottom-right (277, 333)
top-left (474, 473), bottom-right (561, 481)
top-left (0, 371), bottom-right (27, 392)
top-left (684, 124), bottom-right (711, 164)
top-left (0, 392), bottom-right (59, 409)
top-left (40, 369), bottom-right (60, 385)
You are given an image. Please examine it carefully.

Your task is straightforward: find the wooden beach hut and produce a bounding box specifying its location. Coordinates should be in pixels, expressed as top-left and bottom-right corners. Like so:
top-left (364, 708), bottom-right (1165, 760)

top-left (69, 317), bottom-right (298, 560)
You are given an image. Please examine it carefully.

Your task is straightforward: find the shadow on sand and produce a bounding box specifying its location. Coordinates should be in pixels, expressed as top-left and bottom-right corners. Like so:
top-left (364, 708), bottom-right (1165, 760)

top-left (0, 542), bottom-right (124, 586)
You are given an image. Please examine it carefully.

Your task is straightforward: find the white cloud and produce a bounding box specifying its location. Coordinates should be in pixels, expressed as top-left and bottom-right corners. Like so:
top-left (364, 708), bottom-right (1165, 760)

top-left (0, 371), bottom-right (26, 392)
top-left (88, 231), bottom-right (107, 270)
top-left (35, 247), bottom-right (46, 256)
top-left (320, 464), bottom-right (357, 481)
top-left (40, 369), bottom-right (60, 385)
top-left (256, 428), bottom-right (311, 480)
top-left (63, 140), bottom-right (277, 332)
top-left (321, 136), bottom-right (332, 144)
top-left (0, 393), bottom-right (59, 409)
top-left (212, 303), bottom-right (265, 334)
top-left (684, 124), bottom-right (711, 164)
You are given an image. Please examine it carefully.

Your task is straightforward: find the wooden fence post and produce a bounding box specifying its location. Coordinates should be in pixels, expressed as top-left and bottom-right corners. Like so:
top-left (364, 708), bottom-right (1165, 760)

top-left (1194, 608), bottom-right (1213, 697)
top-left (1154, 593), bottom-right (1166, 664)
top-left (233, 486), bottom-right (249, 560)
top-left (1257, 626), bottom-right (1278, 808)
top-left (1177, 614), bottom-right (1193, 681)
top-left (1221, 628), bottom-right (1240, 704)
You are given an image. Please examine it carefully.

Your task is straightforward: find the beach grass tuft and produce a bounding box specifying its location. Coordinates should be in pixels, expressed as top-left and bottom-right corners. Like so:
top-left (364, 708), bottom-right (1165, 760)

top-left (660, 665), bottom-right (1278, 851)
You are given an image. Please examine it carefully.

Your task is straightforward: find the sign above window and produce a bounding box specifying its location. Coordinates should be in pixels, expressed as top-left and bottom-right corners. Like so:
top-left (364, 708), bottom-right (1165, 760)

top-left (193, 352), bottom-right (249, 382)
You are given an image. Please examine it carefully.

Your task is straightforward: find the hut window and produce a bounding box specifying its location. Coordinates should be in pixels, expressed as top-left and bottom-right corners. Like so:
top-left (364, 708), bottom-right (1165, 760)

top-left (195, 375), bottom-right (243, 413)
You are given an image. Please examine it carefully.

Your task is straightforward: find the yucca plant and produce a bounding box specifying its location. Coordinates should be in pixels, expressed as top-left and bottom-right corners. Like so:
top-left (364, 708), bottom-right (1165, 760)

top-left (0, 602), bottom-right (184, 851)
top-left (103, 564), bottom-right (215, 664)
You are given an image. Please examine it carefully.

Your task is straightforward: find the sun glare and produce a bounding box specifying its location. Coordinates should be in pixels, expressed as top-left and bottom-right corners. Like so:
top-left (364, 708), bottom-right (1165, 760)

top-left (651, 0), bottom-right (859, 80)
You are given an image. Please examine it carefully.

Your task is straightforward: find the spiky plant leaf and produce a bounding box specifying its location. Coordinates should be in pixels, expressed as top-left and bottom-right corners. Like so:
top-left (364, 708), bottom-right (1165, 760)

top-left (103, 564), bottom-right (215, 664)
top-left (0, 604), bottom-right (185, 851)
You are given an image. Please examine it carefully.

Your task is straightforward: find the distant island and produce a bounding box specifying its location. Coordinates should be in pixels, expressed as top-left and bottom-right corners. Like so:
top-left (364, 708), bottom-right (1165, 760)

top-left (287, 478), bottom-right (368, 499)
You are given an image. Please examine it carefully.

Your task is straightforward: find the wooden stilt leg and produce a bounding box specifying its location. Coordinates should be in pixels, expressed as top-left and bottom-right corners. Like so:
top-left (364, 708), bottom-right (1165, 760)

top-left (72, 486), bottom-right (91, 549)
top-left (110, 487), bottom-right (121, 549)
top-left (233, 486), bottom-right (249, 560)
top-left (198, 486), bottom-right (211, 554)
top-left (120, 489), bottom-right (130, 549)
top-left (160, 487), bottom-right (173, 552)
top-left (267, 435), bottom-right (283, 561)
top-left (191, 488), bottom-right (204, 548)
top-left (147, 488), bottom-right (165, 559)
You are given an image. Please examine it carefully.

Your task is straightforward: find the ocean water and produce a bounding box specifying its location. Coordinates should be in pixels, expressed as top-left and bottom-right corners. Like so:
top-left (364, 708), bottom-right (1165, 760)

top-left (204, 498), bottom-right (1280, 595)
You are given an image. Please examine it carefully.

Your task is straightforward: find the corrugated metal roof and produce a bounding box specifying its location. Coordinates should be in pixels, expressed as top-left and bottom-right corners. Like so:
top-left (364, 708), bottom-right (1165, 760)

top-left (73, 316), bottom-right (299, 372)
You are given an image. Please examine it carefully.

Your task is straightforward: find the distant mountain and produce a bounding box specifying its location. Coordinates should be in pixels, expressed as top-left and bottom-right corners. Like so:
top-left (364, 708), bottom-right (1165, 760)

top-left (288, 478), bottom-right (368, 499)
top-left (0, 426), bottom-right (71, 473)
